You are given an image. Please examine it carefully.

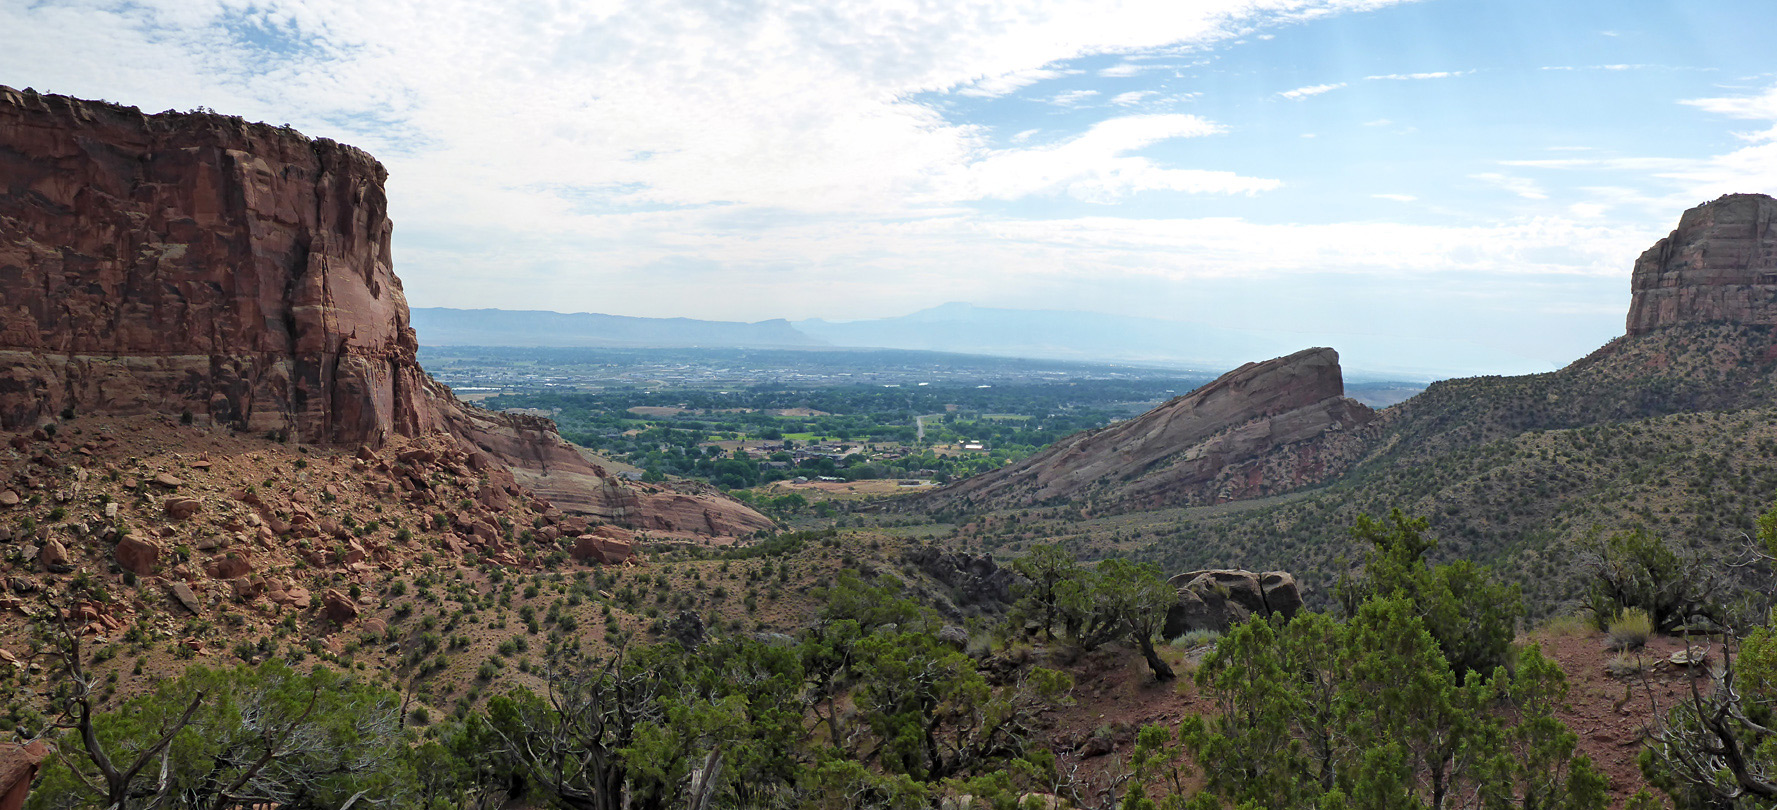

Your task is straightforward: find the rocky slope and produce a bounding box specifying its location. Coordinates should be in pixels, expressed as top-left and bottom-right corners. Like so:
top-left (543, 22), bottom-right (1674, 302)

top-left (942, 195), bottom-right (1777, 613)
top-left (0, 86), bottom-right (770, 537)
top-left (922, 347), bottom-right (1374, 512)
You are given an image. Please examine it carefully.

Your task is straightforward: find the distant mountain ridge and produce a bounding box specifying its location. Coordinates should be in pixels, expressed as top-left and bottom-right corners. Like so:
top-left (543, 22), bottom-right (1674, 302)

top-left (411, 308), bottom-right (827, 349)
top-left (413, 302), bottom-right (1541, 380)
top-left (797, 303), bottom-right (1552, 380)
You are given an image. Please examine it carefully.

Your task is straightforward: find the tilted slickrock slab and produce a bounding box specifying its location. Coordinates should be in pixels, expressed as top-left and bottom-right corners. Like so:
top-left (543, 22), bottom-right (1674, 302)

top-left (923, 347), bottom-right (1373, 512)
top-left (0, 86), bottom-right (770, 536)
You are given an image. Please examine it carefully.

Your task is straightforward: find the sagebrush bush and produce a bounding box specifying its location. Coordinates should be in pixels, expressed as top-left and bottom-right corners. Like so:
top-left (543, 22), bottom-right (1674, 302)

top-left (1607, 608), bottom-right (1652, 650)
top-left (1172, 629), bottom-right (1221, 648)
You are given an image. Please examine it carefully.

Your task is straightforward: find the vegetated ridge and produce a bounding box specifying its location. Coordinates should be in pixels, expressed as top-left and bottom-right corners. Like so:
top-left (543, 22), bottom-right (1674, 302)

top-left (930, 193), bottom-right (1777, 614)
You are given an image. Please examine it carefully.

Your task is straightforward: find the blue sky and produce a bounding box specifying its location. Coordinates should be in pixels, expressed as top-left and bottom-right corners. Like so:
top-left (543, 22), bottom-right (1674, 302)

top-left (5, 0), bottom-right (1776, 377)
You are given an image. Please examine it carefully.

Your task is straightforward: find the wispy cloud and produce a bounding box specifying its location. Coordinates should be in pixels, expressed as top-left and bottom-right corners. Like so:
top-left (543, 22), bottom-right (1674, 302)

top-left (960, 68), bottom-right (1067, 98)
top-left (1278, 81), bottom-right (1346, 100)
top-left (1471, 173), bottom-right (1549, 199)
top-left (1681, 85), bottom-right (1777, 140)
top-left (1111, 90), bottom-right (1157, 106)
top-left (1099, 61), bottom-right (1175, 78)
top-left (1047, 89), bottom-right (1101, 106)
top-left (1365, 70), bottom-right (1473, 80)
top-left (952, 114), bottom-right (1280, 203)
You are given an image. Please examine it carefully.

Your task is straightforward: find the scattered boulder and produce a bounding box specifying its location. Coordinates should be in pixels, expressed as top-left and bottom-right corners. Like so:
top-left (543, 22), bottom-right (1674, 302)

top-left (0, 739), bottom-right (51, 810)
top-left (937, 625), bottom-right (971, 650)
top-left (38, 540), bottom-right (71, 574)
top-left (1260, 572), bottom-right (1303, 616)
top-left (169, 582), bottom-right (202, 615)
top-left (113, 535), bottom-right (162, 576)
top-left (1077, 734), bottom-right (1115, 759)
top-left (321, 590), bottom-right (358, 624)
top-left (152, 473), bottom-right (183, 489)
top-left (905, 546), bottom-right (1016, 607)
top-left (164, 498), bottom-right (201, 520)
top-left (230, 577), bottom-right (266, 602)
top-left (1669, 646), bottom-right (1711, 668)
top-left (572, 526), bottom-right (635, 565)
top-left (0, 491), bottom-right (17, 508)
top-left (268, 581), bottom-right (312, 610)
top-left (1163, 569), bottom-right (1302, 638)
top-left (207, 554), bottom-right (251, 580)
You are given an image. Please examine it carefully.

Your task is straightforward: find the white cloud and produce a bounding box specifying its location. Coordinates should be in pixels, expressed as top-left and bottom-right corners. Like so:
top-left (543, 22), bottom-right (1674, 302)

top-left (960, 68), bottom-right (1067, 98)
top-left (1110, 90), bottom-right (1157, 106)
top-left (1500, 157), bottom-right (1697, 171)
top-left (7, 0), bottom-right (1508, 329)
top-left (1278, 82), bottom-right (1346, 100)
top-left (1363, 118), bottom-right (1393, 126)
top-left (1047, 89), bottom-right (1101, 106)
top-left (1364, 70), bottom-right (1473, 81)
top-left (1661, 84), bottom-right (1777, 197)
top-left (0, 0), bottom-right (1416, 220)
top-left (1682, 85), bottom-right (1777, 141)
top-left (949, 114), bottom-right (1279, 203)
top-left (1472, 172), bottom-right (1549, 200)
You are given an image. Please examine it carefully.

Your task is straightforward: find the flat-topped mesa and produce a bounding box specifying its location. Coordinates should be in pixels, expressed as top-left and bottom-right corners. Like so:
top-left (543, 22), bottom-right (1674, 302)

top-left (1626, 193), bottom-right (1777, 335)
top-left (0, 85), bottom-right (418, 441)
top-left (0, 86), bottom-right (772, 536)
top-left (923, 347), bottom-right (1374, 512)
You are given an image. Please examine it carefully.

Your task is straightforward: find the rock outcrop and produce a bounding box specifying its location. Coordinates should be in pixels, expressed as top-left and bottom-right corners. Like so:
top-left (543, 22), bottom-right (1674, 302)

top-left (922, 347), bottom-right (1373, 513)
top-left (0, 86), bottom-right (770, 538)
top-left (1162, 569), bottom-right (1301, 638)
top-left (1626, 193), bottom-right (1777, 335)
top-left (904, 545), bottom-right (1017, 608)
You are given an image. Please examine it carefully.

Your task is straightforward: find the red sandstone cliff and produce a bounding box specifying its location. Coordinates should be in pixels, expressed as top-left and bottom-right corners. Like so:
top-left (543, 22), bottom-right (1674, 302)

top-left (0, 86), bottom-right (771, 536)
top-left (1626, 193), bottom-right (1777, 335)
top-left (922, 347), bottom-right (1374, 512)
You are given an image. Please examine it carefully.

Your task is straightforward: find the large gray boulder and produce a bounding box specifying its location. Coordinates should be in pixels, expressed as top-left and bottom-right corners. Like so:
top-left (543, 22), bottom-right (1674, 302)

top-left (1162, 569), bottom-right (1302, 638)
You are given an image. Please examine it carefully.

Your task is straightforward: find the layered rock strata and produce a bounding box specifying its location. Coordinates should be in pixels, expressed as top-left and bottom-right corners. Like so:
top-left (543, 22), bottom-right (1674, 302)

top-left (0, 86), bottom-right (770, 536)
top-left (1626, 193), bottom-right (1777, 335)
top-left (923, 347), bottom-right (1373, 512)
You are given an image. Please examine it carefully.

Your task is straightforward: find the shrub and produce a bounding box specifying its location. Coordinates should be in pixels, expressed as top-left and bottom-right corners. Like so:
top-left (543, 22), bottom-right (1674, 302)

top-left (1171, 629), bottom-right (1221, 648)
top-left (1581, 528), bottom-right (1719, 632)
top-left (1607, 608), bottom-right (1652, 651)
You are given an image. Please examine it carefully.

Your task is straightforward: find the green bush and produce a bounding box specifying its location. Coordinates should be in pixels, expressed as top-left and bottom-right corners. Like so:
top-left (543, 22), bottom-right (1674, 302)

top-left (1607, 608), bottom-right (1652, 651)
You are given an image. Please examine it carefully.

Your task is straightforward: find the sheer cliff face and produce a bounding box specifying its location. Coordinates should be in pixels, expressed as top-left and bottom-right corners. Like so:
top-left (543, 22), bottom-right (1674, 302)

top-left (0, 87), bottom-right (772, 535)
top-left (924, 347), bottom-right (1374, 512)
top-left (0, 86), bottom-right (431, 442)
top-left (1627, 193), bottom-right (1777, 336)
